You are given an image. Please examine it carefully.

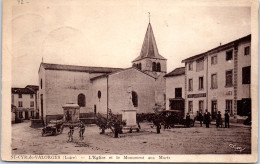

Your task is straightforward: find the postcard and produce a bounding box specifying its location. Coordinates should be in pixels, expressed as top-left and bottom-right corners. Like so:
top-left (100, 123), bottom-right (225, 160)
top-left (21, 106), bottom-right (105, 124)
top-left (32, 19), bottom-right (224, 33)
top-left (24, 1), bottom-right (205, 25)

top-left (1, 0), bottom-right (258, 162)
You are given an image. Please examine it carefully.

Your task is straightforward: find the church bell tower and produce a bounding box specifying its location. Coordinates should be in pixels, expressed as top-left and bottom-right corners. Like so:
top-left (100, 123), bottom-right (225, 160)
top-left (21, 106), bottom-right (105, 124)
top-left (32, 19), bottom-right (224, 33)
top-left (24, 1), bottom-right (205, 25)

top-left (132, 16), bottom-right (167, 108)
top-left (132, 20), bottom-right (167, 77)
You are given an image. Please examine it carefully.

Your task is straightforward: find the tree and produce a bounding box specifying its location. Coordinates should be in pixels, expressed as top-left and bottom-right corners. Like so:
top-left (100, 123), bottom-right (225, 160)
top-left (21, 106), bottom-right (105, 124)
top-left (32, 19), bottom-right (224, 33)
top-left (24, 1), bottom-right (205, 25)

top-left (96, 111), bottom-right (126, 138)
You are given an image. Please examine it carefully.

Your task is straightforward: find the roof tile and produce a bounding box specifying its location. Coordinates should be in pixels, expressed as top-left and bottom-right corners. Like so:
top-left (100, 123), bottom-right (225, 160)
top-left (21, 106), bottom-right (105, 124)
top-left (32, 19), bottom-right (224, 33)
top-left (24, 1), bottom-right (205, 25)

top-left (164, 67), bottom-right (185, 77)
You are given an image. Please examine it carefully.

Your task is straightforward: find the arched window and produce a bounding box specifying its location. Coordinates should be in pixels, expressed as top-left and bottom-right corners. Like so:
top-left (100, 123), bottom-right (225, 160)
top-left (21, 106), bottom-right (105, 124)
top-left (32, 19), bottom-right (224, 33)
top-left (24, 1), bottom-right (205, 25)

top-left (135, 63), bottom-right (139, 69)
top-left (139, 63), bottom-right (142, 70)
top-left (136, 64), bottom-right (139, 69)
top-left (156, 62), bottom-right (161, 72)
top-left (152, 62), bottom-right (156, 71)
top-left (132, 91), bottom-right (138, 107)
top-left (132, 63), bottom-right (136, 68)
top-left (98, 91), bottom-right (101, 99)
top-left (78, 94), bottom-right (86, 107)
top-left (40, 79), bottom-right (43, 89)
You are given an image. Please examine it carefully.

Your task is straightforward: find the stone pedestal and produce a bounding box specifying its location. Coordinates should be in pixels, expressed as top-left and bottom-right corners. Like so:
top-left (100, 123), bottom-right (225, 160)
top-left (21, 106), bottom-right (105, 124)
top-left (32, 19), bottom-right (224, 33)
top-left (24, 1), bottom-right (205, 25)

top-left (62, 103), bottom-right (80, 123)
top-left (122, 109), bottom-right (137, 127)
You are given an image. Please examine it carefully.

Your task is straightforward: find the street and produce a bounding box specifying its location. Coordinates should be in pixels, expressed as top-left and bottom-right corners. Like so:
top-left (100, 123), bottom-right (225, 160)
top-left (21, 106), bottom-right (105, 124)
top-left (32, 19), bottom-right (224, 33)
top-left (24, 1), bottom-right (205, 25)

top-left (12, 121), bottom-right (251, 155)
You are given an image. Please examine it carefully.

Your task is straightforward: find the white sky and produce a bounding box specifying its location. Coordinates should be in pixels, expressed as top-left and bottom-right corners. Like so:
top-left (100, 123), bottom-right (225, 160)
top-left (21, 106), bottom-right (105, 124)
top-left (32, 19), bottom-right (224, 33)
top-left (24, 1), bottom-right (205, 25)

top-left (8, 0), bottom-right (251, 87)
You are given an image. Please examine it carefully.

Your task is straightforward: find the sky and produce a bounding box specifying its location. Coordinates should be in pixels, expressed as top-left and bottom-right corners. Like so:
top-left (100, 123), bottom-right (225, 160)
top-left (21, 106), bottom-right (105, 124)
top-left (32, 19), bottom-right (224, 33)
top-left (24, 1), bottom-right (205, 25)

top-left (7, 0), bottom-right (251, 87)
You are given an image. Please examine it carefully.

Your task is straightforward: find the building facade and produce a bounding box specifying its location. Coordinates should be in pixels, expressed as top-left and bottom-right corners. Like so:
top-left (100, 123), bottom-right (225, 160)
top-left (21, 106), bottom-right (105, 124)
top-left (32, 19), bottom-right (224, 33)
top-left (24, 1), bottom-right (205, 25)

top-left (164, 67), bottom-right (185, 111)
top-left (91, 67), bottom-right (156, 114)
top-left (38, 63), bottom-right (122, 122)
top-left (11, 85), bottom-right (39, 120)
top-left (38, 22), bottom-right (167, 123)
top-left (182, 35), bottom-right (251, 120)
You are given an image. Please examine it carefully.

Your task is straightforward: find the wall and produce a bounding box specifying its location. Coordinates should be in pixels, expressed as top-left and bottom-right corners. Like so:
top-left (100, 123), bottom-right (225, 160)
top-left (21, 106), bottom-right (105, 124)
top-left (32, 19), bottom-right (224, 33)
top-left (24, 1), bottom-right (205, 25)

top-left (38, 64), bottom-right (107, 122)
top-left (91, 77), bottom-right (108, 114)
top-left (44, 69), bottom-right (94, 117)
top-left (12, 93), bottom-right (37, 119)
top-left (184, 39), bottom-right (251, 118)
top-left (237, 41), bottom-right (251, 100)
top-left (165, 75), bottom-right (185, 110)
top-left (38, 65), bottom-right (47, 120)
top-left (108, 68), bottom-right (156, 114)
top-left (185, 57), bottom-right (207, 114)
top-left (207, 47), bottom-right (234, 117)
top-left (154, 73), bottom-right (166, 107)
top-left (12, 94), bottom-right (35, 109)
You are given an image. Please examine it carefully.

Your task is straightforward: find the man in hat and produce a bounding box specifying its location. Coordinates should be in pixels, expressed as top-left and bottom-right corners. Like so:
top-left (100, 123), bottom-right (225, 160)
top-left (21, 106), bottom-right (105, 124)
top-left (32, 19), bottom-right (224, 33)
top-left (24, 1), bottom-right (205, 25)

top-left (186, 113), bottom-right (191, 128)
top-left (79, 122), bottom-right (85, 140)
top-left (198, 111), bottom-right (203, 127)
top-left (225, 110), bottom-right (230, 128)
top-left (204, 110), bottom-right (210, 128)
top-left (68, 125), bottom-right (74, 142)
top-left (216, 111), bottom-right (222, 128)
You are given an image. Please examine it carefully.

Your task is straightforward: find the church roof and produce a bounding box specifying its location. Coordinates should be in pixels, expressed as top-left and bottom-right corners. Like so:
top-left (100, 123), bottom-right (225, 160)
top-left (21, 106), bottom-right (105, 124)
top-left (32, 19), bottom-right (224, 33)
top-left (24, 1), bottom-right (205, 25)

top-left (132, 23), bottom-right (166, 62)
top-left (90, 67), bottom-right (156, 81)
top-left (40, 63), bottom-right (123, 73)
top-left (164, 67), bottom-right (185, 77)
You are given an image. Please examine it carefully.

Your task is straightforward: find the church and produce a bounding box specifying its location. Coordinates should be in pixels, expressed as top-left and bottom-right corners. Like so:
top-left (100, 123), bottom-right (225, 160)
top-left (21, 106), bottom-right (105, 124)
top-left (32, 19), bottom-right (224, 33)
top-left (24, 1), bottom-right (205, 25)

top-left (38, 22), bottom-right (167, 123)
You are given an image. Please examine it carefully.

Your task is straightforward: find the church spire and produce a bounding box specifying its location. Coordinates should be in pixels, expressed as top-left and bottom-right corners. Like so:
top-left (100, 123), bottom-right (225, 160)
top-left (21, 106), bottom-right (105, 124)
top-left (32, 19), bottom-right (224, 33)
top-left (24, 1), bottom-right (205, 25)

top-left (132, 18), bottom-right (166, 62)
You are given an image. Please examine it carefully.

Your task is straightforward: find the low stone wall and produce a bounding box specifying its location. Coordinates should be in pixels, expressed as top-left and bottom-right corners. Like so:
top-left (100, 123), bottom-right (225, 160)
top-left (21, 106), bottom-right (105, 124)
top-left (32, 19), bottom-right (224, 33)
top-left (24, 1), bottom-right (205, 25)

top-left (80, 118), bottom-right (96, 124)
top-left (80, 112), bottom-right (95, 118)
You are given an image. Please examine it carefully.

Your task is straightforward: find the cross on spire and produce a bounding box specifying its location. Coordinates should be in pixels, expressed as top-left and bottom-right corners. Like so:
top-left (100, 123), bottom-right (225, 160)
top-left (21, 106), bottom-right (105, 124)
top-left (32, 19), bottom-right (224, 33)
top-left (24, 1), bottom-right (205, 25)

top-left (148, 12), bottom-right (150, 23)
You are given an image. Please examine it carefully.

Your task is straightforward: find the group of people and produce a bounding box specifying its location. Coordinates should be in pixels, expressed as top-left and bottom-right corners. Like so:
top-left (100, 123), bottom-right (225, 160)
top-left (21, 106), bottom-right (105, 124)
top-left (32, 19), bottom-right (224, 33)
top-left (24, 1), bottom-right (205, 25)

top-left (68, 121), bottom-right (85, 142)
top-left (186, 110), bottom-right (231, 128)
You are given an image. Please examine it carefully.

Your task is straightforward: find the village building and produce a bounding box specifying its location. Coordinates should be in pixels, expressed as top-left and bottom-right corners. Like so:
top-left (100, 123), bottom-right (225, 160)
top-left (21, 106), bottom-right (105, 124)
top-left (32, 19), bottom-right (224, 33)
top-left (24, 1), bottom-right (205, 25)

top-left (38, 63), bottom-right (123, 123)
top-left (38, 22), bottom-right (167, 123)
top-left (164, 67), bottom-right (185, 111)
top-left (181, 34), bottom-right (251, 120)
top-left (11, 85), bottom-right (39, 121)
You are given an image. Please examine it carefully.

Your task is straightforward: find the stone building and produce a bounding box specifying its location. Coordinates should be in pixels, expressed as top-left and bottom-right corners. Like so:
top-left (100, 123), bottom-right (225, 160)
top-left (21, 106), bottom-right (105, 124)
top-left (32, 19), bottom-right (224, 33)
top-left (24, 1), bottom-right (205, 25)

top-left (38, 22), bottom-right (167, 123)
top-left (181, 34), bottom-right (251, 120)
top-left (11, 85), bottom-right (39, 120)
top-left (164, 67), bottom-right (185, 111)
top-left (38, 63), bottom-right (122, 122)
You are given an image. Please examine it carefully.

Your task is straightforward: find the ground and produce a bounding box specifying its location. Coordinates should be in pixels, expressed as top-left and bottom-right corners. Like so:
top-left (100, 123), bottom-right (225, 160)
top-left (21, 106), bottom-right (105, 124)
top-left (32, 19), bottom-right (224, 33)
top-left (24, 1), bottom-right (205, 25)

top-left (12, 121), bottom-right (251, 155)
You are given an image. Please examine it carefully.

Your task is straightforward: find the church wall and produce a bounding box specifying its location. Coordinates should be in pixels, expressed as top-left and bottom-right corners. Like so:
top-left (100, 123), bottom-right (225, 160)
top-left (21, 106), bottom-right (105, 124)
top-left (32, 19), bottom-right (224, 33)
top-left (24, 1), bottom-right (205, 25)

top-left (44, 70), bottom-right (97, 120)
top-left (38, 66), bottom-right (47, 121)
top-left (108, 68), bottom-right (156, 114)
top-left (91, 77), bottom-right (108, 114)
top-left (154, 73), bottom-right (166, 108)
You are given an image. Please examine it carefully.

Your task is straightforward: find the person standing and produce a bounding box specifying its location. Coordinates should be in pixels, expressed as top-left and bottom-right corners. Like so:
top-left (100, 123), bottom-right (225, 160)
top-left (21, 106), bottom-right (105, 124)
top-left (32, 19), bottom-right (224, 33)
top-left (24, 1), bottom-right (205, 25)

top-left (204, 110), bottom-right (210, 128)
top-left (225, 110), bottom-right (230, 128)
top-left (216, 111), bottom-right (222, 128)
top-left (68, 125), bottom-right (74, 142)
top-left (186, 113), bottom-right (191, 128)
top-left (79, 122), bottom-right (85, 140)
top-left (199, 111), bottom-right (203, 127)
